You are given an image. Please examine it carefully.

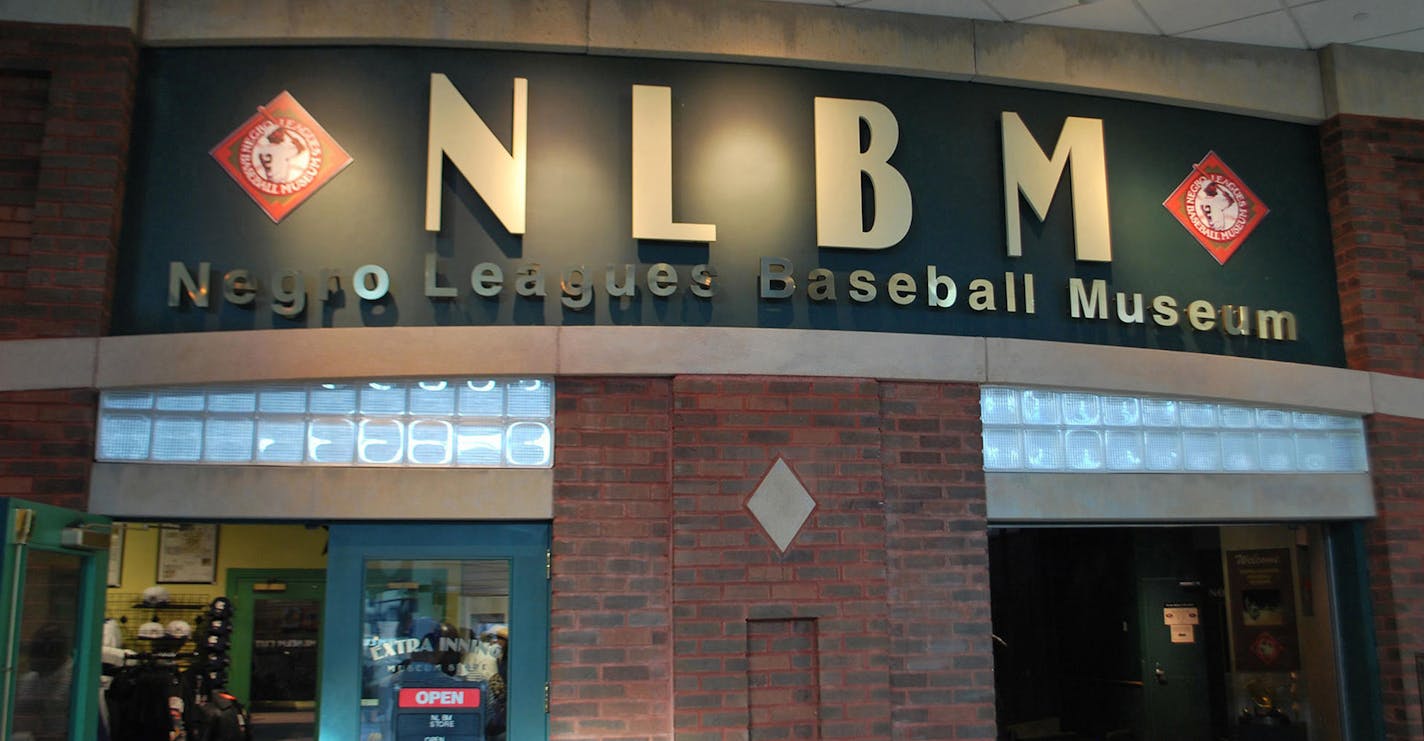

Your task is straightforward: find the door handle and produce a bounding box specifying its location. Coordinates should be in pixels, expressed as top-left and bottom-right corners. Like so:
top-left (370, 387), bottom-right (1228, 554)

top-left (1153, 662), bottom-right (1168, 685)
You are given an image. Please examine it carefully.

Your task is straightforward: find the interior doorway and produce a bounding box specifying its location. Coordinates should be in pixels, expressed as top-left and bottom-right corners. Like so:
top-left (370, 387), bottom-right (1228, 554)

top-left (989, 525), bottom-right (1336, 741)
top-left (229, 568), bottom-right (325, 741)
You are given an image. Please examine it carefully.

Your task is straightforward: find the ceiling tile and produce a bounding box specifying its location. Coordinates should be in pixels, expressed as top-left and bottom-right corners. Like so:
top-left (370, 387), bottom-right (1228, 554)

top-left (1360, 27), bottom-right (1424, 52)
top-left (983, 0), bottom-right (1079, 22)
top-left (1291, 0), bottom-right (1424, 47)
top-left (859, 0), bottom-right (1001, 20)
top-left (1179, 10), bottom-right (1310, 49)
top-left (1135, 0), bottom-right (1282, 35)
top-left (1017, 0), bottom-right (1158, 35)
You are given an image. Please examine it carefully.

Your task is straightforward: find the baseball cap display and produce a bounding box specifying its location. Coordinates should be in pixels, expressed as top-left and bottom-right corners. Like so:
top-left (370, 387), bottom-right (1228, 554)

top-left (201, 633), bottom-right (230, 652)
top-left (141, 586), bottom-right (171, 606)
top-left (137, 620), bottom-right (166, 639)
top-left (208, 596), bottom-right (233, 619)
top-left (165, 620), bottom-right (192, 640)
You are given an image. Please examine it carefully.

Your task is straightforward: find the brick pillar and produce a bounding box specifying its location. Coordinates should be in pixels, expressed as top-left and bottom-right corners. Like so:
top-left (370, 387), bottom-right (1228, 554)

top-left (0, 21), bottom-right (137, 510)
top-left (1365, 414), bottom-right (1424, 738)
top-left (671, 376), bottom-right (891, 741)
top-left (551, 378), bottom-right (674, 740)
top-left (0, 388), bottom-right (95, 509)
top-left (1321, 113), bottom-right (1424, 739)
top-left (1, 22), bottom-right (136, 340)
top-left (881, 382), bottom-right (994, 741)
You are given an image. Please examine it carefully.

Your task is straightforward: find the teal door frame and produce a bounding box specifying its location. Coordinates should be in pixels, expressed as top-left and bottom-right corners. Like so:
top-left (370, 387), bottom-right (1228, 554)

top-left (0, 498), bottom-right (111, 741)
top-left (318, 522), bottom-right (550, 741)
top-left (227, 567), bottom-right (327, 709)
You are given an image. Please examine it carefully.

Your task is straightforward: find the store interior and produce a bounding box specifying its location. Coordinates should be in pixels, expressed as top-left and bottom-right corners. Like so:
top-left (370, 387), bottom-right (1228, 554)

top-left (990, 524), bottom-right (1340, 741)
top-left (99, 520), bottom-right (1340, 741)
top-left (102, 522), bottom-right (328, 741)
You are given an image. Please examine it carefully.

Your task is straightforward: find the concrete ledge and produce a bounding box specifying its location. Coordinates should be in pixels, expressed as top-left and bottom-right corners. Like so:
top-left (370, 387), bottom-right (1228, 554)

top-left (141, 0), bottom-right (589, 49)
top-left (987, 472), bottom-right (1375, 522)
top-left (557, 326), bottom-right (987, 382)
top-left (1371, 372), bottom-right (1424, 420)
top-left (985, 337), bottom-right (1374, 415)
top-left (5, 328), bottom-right (1421, 420)
top-left (129, 0), bottom-right (1398, 124)
top-left (89, 463), bottom-right (553, 520)
top-left (973, 22), bottom-right (1325, 123)
top-left (586, 0), bottom-right (975, 78)
top-left (0, 338), bottom-right (97, 392)
top-left (1322, 44), bottom-right (1424, 120)
top-left (0, 0), bottom-right (138, 30)
top-left (94, 327), bottom-right (560, 388)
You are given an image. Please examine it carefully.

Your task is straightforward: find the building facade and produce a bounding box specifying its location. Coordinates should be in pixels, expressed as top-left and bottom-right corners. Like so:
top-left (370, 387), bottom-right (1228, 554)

top-left (1, 1), bottom-right (1422, 739)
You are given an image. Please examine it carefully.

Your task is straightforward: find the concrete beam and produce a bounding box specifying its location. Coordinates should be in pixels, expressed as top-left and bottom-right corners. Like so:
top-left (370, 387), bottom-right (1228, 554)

top-left (985, 337), bottom-right (1375, 415)
top-left (987, 472), bottom-right (1375, 523)
top-left (89, 464), bottom-right (553, 520)
top-left (141, 0), bottom-right (589, 49)
top-left (1321, 44), bottom-right (1424, 119)
top-left (557, 326), bottom-right (987, 382)
top-left (133, 0), bottom-right (1424, 123)
top-left (5, 329), bottom-right (1420, 421)
top-left (0, 338), bottom-right (96, 392)
top-left (94, 327), bottom-right (559, 388)
top-left (586, 0), bottom-right (975, 78)
top-left (973, 21), bottom-right (1325, 123)
top-left (0, 0), bottom-right (138, 30)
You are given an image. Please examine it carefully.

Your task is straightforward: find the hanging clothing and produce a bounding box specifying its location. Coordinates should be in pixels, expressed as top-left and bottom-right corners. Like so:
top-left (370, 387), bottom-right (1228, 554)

top-left (188, 691), bottom-right (251, 741)
top-left (107, 665), bottom-right (184, 741)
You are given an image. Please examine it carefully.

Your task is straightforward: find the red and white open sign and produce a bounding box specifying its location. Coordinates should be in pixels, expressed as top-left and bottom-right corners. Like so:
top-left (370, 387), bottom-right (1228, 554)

top-left (398, 688), bottom-right (481, 709)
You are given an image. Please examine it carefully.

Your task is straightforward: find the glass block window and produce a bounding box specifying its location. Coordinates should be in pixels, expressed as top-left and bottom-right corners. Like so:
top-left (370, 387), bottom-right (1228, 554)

top-left (97, 378), bottom-right (554, 468)
top-left (981, 386), bottom-right (1367, 474)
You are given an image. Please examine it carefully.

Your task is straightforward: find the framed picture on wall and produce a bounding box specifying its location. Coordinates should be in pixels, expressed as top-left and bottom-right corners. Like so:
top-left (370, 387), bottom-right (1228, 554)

top-left (157, 524), bottom-right (219, 584)
top-left (107, 524), bottom-right (124, 587)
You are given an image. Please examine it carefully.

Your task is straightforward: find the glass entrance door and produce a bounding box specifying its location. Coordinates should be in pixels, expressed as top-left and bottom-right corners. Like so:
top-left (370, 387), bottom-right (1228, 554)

top-left (0, 499), bottom-right (111, 741)
top-left (319, 523), bottom-right (548, 741)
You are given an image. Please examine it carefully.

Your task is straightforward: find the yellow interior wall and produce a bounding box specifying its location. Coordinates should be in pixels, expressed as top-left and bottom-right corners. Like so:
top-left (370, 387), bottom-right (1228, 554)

top-left (107, 522), bottom-right (328, 606)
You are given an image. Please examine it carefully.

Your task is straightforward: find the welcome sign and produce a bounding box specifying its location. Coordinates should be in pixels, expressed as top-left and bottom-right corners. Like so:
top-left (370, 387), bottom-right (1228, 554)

top-left (115, 47), bottom-right (1343, 366)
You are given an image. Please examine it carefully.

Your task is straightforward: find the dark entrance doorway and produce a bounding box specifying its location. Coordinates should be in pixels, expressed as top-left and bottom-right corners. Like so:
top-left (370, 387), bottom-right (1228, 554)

top-left (989, 527), bottom-right (1231, 741)
top-left (229, 568), bottom-right (325, 741)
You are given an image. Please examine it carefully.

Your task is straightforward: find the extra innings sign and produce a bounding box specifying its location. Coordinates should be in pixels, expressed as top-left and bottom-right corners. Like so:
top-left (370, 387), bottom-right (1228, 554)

top-left (118, 48), bottom-right (1344, 366)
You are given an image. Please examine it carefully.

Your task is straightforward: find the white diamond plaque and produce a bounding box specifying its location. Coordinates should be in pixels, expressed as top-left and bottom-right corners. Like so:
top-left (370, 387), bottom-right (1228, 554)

top-left (746, 458), bottom-right (816, 552)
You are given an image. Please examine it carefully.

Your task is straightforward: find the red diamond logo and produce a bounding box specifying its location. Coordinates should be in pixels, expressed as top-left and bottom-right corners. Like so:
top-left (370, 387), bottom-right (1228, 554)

top-left (1250, 631), bottom-right (1284, 667)
top-left (210, 91), bottom-right (353, 223)
top-left (1163, 151), bottom-right (1268, 265)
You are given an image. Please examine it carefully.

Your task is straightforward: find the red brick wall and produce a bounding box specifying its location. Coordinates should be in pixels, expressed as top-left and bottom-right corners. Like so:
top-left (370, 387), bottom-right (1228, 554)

top-left (1322, 114), bottom-right (1424, 740)
top-left (1321, 114), bottom-right (1424, 380)
top-left (551, 378), bottom-right (675, 740)
top-left (552, 376), bottom-right (994, 741)
top-left (882, 382), bottom-right (994, 740)
top-left (0, 388), bottom-right (94, 510)
top-left (671, 376), bottom-right (892, 741)
top-left (0, 21), bottom-right (136, 510)
top-left (1362, 414), bottom-right (1424, 740)
top-left (747, 617), bottom-right (820, 740)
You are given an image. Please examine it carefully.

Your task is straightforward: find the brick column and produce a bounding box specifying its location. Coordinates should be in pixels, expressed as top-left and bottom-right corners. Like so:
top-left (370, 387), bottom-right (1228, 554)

top-left (551, 378), bottom-right (674, 740)
top-left (671, 376), bottom-right (891, 741)
top-left (1, 22), bottom-right (136, 339)
top-left (881, 382), bottom-right (994, 741)
top-left (1321, 113), bottom-right (1424, 740)
top-left (0, 22), bottom-right (137, 510)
